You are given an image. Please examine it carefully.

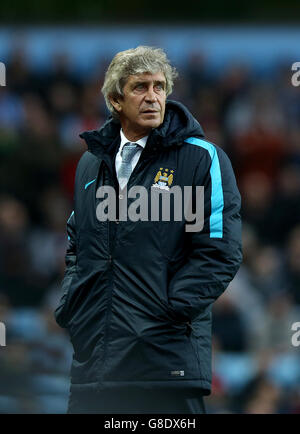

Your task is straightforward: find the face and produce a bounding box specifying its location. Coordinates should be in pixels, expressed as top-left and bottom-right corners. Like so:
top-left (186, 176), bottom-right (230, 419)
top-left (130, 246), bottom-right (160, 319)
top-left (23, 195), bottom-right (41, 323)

top-left (110, 71), bottom-right (167, 140)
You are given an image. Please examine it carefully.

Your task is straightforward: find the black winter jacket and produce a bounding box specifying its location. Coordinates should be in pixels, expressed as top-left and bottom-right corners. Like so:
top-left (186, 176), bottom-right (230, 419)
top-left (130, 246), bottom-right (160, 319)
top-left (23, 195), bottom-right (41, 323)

top-left (54, 100), bottom-right (242, 396)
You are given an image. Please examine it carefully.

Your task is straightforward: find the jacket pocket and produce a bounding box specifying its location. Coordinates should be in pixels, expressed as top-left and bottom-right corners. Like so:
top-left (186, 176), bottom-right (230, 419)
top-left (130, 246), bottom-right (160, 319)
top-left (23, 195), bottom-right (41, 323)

top-left (158, 295), bottom-right (193, 333)
top-left (189, 311), bottom-right (212, 381)
top-left (76, 229), bottom-right (108, 275)
top-left (54, 266), bottom-right (77, 328)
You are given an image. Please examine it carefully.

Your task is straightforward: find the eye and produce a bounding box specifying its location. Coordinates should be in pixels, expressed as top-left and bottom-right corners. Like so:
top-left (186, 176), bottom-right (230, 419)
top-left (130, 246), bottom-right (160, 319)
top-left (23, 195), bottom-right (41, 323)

top-left (154, 83), bottom-right (165, 91)
top-left (134, 83), bottom-right (145, 90)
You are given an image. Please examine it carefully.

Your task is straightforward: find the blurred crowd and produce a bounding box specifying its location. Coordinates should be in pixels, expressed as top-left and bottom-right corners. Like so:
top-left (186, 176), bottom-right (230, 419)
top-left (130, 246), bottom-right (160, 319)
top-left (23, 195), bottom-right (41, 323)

top-left (0, 46), bottom-right (299, 413)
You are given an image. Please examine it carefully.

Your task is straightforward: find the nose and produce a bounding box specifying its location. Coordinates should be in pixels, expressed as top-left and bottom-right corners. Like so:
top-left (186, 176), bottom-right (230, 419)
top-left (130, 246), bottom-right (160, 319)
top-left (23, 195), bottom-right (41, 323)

top-left (145, 85), bottom-right (157, 103)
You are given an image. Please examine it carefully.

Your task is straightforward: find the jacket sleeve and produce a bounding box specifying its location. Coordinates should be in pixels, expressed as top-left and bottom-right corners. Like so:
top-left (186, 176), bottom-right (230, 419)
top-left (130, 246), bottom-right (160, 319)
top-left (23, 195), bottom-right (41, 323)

top-left (54, 210), bottom-right (77, 328)
top-left (167, 145), bottom-right (243, 322)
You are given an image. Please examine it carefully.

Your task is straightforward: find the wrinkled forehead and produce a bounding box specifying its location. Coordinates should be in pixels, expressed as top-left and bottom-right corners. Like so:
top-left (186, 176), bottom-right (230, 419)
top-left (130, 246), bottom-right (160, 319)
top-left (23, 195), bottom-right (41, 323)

top-left (125, 71), bottom-right (166, 86)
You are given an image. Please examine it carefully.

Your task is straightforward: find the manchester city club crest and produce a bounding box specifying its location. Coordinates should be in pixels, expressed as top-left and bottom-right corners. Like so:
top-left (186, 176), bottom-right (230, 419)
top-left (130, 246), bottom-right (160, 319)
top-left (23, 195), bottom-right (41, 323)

top-left (152, 168), bottom-right (174, 191)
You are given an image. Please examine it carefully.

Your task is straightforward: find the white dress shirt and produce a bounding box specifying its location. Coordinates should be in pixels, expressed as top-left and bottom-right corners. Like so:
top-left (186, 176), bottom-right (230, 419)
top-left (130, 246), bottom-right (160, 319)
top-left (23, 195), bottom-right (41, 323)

top-left (115, 129), bottom-right (148, 188)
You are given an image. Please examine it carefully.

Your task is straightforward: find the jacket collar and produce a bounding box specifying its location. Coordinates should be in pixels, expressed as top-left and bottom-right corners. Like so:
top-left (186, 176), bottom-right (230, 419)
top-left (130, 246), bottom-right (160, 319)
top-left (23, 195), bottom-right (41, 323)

top-left (79, 100), bottom-right (205, 158)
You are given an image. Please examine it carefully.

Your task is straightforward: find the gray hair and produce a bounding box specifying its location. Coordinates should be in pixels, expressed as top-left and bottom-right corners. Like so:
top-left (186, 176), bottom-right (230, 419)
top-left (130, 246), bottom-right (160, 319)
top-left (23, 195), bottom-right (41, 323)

top-left (101, 46), bottom-right (178, 118)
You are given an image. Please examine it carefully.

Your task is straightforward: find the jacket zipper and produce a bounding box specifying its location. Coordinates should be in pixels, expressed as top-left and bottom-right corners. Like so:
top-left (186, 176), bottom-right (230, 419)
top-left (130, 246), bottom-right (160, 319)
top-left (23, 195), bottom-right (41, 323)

top-left (99, 163), bottom-right (118, 384)
top-left (97, 150), bottom-right (153, 383)
top-left (127, 148), bottom-right (157, 189)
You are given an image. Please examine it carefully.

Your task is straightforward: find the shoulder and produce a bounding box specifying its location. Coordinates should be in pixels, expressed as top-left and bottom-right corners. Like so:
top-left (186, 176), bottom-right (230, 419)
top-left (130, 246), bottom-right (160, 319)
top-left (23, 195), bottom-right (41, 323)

top-left (183, 136), bottom-right (225, 158)
top-left (75, 150), bottom-right (99, 174)
top-left (182, 137), bottom-right (236, 185)
top-left (74, 150), bottom-right (99, 187)
top-left (77, 150), bottom-right (96, 168)
top-left (182, 136), bottom-right (231, 167)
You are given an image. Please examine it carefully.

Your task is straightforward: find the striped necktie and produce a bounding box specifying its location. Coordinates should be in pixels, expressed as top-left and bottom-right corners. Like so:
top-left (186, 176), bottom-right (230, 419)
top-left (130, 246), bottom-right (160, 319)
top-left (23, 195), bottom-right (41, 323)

top-left (118, 142), bottom-right (141, 188)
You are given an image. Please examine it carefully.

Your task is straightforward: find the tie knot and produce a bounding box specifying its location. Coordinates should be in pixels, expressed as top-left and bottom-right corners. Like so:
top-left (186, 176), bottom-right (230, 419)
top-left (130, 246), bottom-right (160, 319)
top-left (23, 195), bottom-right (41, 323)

top-left (121, 142), bottom-right (141, 162)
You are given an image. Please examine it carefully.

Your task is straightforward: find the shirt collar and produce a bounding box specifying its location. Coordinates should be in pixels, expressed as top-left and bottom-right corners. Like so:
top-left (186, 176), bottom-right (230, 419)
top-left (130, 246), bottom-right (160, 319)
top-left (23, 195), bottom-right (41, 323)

top-left (119, 129), bottom-right (148, 153)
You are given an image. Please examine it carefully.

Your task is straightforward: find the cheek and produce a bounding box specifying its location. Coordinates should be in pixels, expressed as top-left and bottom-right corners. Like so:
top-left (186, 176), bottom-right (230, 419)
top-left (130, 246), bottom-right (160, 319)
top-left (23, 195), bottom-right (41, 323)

top-left (130, 99), bottom-right (142, 115)
top-left (159, 97), bottom-right (166, 111)
top-left (123, 97), bottom-right (139, 115)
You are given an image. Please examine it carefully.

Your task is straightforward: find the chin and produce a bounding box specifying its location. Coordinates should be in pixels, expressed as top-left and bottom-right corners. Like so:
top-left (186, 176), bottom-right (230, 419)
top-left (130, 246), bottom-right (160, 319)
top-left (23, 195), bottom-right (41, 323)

top-left (140, 119), bottom-right (162, 130)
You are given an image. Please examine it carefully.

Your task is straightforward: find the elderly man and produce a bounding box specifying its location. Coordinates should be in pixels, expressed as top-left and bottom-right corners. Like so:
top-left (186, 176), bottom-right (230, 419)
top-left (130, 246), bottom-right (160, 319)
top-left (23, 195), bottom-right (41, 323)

top-left (54, 46), bottom-right (242, 414)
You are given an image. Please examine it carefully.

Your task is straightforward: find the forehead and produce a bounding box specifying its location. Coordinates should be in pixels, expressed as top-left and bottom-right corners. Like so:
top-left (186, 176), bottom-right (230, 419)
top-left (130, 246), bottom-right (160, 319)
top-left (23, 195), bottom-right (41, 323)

top-left (126, 71), bottom-right (166, 85)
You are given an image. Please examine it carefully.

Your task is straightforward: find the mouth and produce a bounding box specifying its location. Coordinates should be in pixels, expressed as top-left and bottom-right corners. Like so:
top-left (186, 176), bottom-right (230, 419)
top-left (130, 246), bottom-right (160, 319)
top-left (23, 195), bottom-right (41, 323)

top-left (141, 109), bottom-right (159, 114)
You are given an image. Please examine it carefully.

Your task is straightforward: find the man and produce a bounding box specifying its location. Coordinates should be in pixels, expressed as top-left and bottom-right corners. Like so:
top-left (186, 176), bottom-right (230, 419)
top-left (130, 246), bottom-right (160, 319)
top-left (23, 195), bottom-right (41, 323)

top-left (54, 46), bottom-right (242, 414)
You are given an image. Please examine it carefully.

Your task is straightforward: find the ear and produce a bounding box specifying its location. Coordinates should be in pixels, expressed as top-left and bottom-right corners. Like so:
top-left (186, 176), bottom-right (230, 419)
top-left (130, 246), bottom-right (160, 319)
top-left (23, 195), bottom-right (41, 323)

top-left (109, 95), bottom-right (122, 113)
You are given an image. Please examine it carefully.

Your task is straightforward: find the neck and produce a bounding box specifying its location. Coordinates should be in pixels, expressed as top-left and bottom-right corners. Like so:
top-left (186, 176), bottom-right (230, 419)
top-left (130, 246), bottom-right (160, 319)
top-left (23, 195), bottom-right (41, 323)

top-left (121, 125), bottom-right (151, 142)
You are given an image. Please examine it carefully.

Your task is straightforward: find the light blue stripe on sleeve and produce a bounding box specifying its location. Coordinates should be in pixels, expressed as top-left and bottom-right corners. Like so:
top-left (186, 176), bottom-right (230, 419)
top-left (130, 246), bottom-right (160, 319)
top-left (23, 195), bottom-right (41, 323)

top-left (67, 210), bottom-right (74, 241)
top-left (185, 137), bottom-right (224, 238)
top-left (67, 210), bottom-right (74, 223)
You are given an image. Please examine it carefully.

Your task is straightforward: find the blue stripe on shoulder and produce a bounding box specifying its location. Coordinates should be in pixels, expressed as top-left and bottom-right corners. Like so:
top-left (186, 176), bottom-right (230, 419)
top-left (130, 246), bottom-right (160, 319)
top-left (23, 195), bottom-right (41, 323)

top-left (185, 137), bottom-right (224, 238)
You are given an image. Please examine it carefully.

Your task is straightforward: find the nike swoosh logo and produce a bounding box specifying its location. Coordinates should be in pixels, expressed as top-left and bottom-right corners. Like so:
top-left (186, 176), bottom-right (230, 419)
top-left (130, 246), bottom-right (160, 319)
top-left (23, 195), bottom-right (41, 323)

top-left (84, 178), bottom-right (96, 190)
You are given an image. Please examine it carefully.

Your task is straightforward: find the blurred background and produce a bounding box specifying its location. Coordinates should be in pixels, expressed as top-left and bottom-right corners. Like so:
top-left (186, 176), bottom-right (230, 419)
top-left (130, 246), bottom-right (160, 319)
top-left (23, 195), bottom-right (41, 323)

top-left (0, 1), bottom-right (300, 414)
